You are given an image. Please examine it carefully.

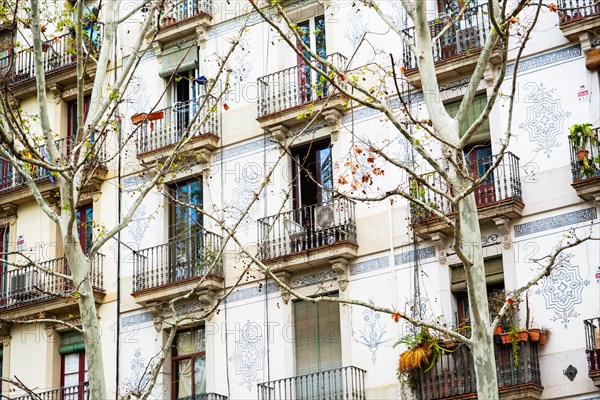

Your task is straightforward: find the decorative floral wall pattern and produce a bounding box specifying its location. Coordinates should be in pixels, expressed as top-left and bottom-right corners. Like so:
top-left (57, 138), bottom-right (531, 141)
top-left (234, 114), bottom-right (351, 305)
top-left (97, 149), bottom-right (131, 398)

top-left (356, 299), bottom-right (387, 365)
top-left (519, 84), bottom-right (570, 158)
top-left (125, 348), bottom-right (150, 392)
top-left (535, 253), bottom-right (590, 328)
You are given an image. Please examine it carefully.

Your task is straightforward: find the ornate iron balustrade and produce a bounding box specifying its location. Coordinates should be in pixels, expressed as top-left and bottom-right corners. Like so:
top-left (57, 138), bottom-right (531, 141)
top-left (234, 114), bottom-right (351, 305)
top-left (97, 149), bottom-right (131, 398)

top-left (133, 232), bottom-right (223, 292)
top-left (11, 26), bottom-right (102, 86)
top-left (258, 366), bottom-right (366, 400)
top-left (136, 95), bottom-right (220, 155)
top-left (196, 394), bottom-right (228, 400)
top-left (153, 0), bottom-right (214, 29)
top-left (558, 0), bottom-right (600, 23)
top-left (257, 198), bottom-right (357, 260)
top-left (257, 53), bottom-right (347, 118)
top-left (569, 127), bottom-right (600, 182)
top-left (402, 3), bottom-right (491, 70)
top-left (0, 254), bottom-right (104, 309)
top-left (416, 341), bottom-right (541, 399)
top-left (585, 317), bottom-right (600, 373)
top-left (0, 137), bottom-right (106, 194)
top-left (410, 152), bottom-right (522, 223)
top-left (13, 382), bottom-right (89, 400)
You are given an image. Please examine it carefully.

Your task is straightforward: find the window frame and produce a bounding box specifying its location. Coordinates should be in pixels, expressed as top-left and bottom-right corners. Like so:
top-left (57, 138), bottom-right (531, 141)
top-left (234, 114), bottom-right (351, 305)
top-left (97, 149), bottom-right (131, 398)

top-left (171, 326), bottom-right (207, 400)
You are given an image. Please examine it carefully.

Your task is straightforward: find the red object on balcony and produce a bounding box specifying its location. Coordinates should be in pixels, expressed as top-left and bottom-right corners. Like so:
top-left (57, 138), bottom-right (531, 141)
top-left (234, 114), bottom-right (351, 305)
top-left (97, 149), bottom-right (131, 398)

top-left (147, 111), bottom-right (164, 121)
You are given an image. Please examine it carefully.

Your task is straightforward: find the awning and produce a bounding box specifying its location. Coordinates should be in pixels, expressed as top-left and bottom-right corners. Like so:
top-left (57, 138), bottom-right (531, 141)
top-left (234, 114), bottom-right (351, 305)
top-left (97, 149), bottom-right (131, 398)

top-left (158, 42), bottom-right (198, 78)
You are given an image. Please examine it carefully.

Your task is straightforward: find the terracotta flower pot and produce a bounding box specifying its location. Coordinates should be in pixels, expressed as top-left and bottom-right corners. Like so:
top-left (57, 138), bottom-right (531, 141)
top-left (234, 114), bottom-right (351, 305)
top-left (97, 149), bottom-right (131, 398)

top-left (539, 332), bottom-right (549, 345)
top-left (147, 111), bottom-right (164, 121)
top-left (494, 325), bottom-right (503, 335)
top-left (130, 112), bottom-right (148, 125)
top-left (518, 330), bottom-right (529, 342)
top-left (162, 16), bottom-right (177, 27)
top-left (577, 149), bottom-right (590, 161)
top-left (500, 333), bottom-right (512, 344)
top-left (528, 328), bottom-right (541, 342)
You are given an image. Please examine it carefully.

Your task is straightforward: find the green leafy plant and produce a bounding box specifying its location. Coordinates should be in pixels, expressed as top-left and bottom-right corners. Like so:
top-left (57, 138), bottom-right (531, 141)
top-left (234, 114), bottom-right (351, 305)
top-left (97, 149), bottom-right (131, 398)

top-left (568, 123), bottom-right (598, 150)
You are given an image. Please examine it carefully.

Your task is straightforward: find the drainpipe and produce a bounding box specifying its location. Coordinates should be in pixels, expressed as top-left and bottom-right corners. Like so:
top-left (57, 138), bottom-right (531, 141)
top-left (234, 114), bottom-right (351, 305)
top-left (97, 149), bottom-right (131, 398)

top-left (114, 19), bottom-right (122, 400)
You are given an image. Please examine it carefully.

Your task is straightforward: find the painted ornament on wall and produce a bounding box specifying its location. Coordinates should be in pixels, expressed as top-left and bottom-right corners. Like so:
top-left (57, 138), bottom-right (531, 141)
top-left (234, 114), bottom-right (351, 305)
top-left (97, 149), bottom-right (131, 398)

top-left (519, 84), bottom-right (571, 158)
top-left (356, 299), bottom-right (387, 365)
top-left (125, 348), bottom-right (150, 392)
top-left (535, 253), bottom-right (590, 328)
top-left (230, 321), bottom-right (266, 390)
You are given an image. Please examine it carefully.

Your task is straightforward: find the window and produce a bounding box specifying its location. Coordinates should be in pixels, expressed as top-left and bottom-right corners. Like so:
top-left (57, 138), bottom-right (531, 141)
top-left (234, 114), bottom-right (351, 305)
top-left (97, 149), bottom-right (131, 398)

top-left (172, 327), bottom-right (206, 399)
top-left (0, 226), bottom-right (8, 299)
top-left (59, 331), bottom-right (87, 399)
top-left (76, 204), bottom-right (93, 254)
top-left (297, 14), bottom-right (326, 102)
top-left (452, 257), bottom-right (504, 328)
top-left (169, 178), bottom-right (203, 282)
top-left (172, 70), bottom-right (199, 140)
top-left (444, 93), bottom-right (490, 138)
top-left (292, 139), bottom-right (333, 210)
top-left (294, 296), bottom-right (342, 396)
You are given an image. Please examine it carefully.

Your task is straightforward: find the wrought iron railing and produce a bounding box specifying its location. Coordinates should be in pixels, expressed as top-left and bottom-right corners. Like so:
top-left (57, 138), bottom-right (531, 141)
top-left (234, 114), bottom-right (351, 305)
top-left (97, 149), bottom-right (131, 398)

top-left (410, 152), bottom-right (522, 223)
top-left (153, 0), bottom-right (214, 29)
top-left (258, 366), bottom-right (366, 400)
top-left (558, 0), bottom-right (600, 24)
top-left (11, 26), bottom-right (102, 86)
top-left (257, 198), bottom-right (357, 260)
top-left (585, 317), bottom-right (600, 373)
top-left (569, 127), bottom-right (600, 182)
top-left (136, 95), bottom-right (220, 155)
top-left (13, 382), bottom-right (89, 400)
top-left (0, 254), bottom-right (104, 309)
top-left (402, 3), bottom-right (491, 70)
top-left (0, 136), bottom-right (106, 194)
top-left (416, 341), bottom-right (541, 399)
top-left (196, 394), bottom-right (228, 400)
top-left (133, 232), bottom-right (223, 292)
top-left (257, 53), bottom-right (347, 118)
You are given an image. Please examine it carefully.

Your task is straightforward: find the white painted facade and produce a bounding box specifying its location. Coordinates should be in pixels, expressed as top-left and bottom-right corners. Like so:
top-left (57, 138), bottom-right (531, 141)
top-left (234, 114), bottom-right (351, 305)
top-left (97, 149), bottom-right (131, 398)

top-left (0, 1), bottom-right (599, 399)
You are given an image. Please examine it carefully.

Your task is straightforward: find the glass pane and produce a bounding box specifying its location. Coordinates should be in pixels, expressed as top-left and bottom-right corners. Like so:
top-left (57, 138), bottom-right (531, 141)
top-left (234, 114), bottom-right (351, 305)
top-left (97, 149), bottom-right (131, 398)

top-left (318, 148), bottom-right (332, 204)
top-left (64, 353), bottom-right (80, 374)
top-left (194, 356), bottom-right (206, 395)
top-left (176, 359), bottom-right (193, 399)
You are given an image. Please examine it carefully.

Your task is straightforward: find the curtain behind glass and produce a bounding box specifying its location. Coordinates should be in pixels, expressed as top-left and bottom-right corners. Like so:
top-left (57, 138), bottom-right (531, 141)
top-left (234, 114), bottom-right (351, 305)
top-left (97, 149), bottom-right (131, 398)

top-left (175, 328), bottom-right (205, 399)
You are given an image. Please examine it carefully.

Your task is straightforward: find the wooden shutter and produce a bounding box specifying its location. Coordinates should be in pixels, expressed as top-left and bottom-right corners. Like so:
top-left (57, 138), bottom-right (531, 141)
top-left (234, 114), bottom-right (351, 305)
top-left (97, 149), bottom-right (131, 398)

top-left (445, 94), bottom-right (490, 137)
top-left (294, 296), bottom-right (342, 375)
top-left (451, 257), bottom-right (504, 291)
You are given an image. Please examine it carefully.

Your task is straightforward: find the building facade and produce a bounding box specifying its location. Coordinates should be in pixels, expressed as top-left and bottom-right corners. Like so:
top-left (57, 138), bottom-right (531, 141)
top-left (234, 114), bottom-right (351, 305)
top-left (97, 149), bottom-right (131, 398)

top-left (0, 0), bottom-right (599, 399)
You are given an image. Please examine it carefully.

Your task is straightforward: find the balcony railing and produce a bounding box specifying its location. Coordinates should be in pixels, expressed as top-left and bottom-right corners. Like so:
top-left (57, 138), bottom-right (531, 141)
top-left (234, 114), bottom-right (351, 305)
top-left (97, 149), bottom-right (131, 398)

top-left (585, 317), bottom-right (600, 373)
top-left (258, 366), bottom-right (366, 400)
top-left (402, 3), bottom-right (491, 70)
top-left (153, 0), bottom-right (214, 29)
top-left (0, 137), bottom-right (106, 195)
top-left (258, 198), bottom-right (357, 260)
top-left (570, 127), bottom-right (600, 182)
top-left (410, 152), bottom-right (522, 223)
top-left (13, 382), bottom-right (89, 400)
top-left (416, 341), bottom-right (541, 399)
top-left (0, 254), bottom-right (104, 309)
top-left (136, 95), bottom-right (220, 155)
top-left (11, 26), bottom-right (102, 86)
top-left (558, 0), bottom-right (600, 24)
top-left (133, 232), bottom-right (223, 293)
top-left (257, 53), bottom-right (347, 118)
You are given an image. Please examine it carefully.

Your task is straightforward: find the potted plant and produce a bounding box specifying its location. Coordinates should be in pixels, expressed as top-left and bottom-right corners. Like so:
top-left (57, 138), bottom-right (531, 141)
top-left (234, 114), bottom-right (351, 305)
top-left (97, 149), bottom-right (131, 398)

top-left (568, 123), bottom-right (597, 160)
top-left (539, 327), bottom-right (551, 345)
top-left (148, 110), bottom-right (164, 121)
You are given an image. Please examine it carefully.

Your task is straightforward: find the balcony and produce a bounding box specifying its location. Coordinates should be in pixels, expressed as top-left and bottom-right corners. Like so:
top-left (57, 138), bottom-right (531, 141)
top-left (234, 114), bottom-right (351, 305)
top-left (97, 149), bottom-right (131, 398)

top-left (148, 0), bottom-right (213, 46)
top-left (401, 3), bottom-right (496, 87)
top-left (585, 317), bottom-right (600, 388)
top-left (0, 255), bottom-right (105, 319)
top-left (135, 95), bottom-right (220, 165)
top-left (258, 366), bottom-right (366, 400)
top-left (8, 27), bottom-right (102, 99)
top-left (258, 198), bottom-right (358, 278)
top-left (416, 341), bottom-right (542, 399)
top-left (410, 152), bottom-right (523, 238)
top-left (0, 137), bottom-right (107, 207)
top-left (558, 0), bottom-right (600, 40)
top-left (13, 382), bottom-right (89, 400)
top-left (256, 53), bottom-right (348, 139)
top-left (132, 232), bottom-right (224, 305)
top-left (569, 127), bottom-right (600, 200)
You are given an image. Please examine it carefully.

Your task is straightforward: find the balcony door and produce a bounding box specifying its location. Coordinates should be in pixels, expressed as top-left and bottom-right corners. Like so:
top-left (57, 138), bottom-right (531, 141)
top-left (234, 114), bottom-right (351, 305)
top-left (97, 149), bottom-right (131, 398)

top-left (173, 70), bottom-right (197, 141)
top-left (294, 297), bottom-right (342, 398)
top-left (465, 145), bottom-right (496, 207)
top-left (60, 331), bottom-right (87, 400)
top-left (0, 226), bottom-right (7, 302)
top-left (297, 14), bottom-right (326, 104)
top-left (67, 96), bottom-right (91, 158)
top-left (169, 178), bottom-right (203, 283)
